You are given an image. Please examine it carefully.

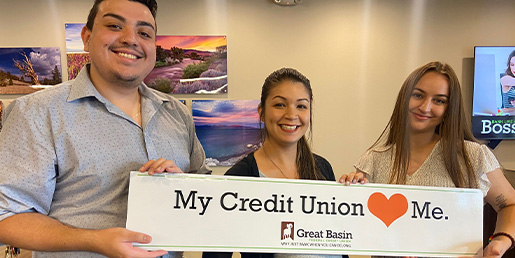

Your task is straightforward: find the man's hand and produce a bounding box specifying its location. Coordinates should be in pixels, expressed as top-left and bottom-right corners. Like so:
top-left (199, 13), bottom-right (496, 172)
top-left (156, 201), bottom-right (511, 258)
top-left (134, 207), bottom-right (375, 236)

top-left (139, 158), bottom-right (183, 175)
top-left (91, 227), bottom-right (168, 258)
top-left (0, 213), bottom-right (168, 257)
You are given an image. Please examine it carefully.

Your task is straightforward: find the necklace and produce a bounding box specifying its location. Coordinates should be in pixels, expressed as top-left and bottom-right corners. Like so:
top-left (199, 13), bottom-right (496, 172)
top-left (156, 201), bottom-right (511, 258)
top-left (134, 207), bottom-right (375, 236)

top-left (132, 101), bottom-right (141, 119)
top-left (262, 146), bottom-right (290, 179)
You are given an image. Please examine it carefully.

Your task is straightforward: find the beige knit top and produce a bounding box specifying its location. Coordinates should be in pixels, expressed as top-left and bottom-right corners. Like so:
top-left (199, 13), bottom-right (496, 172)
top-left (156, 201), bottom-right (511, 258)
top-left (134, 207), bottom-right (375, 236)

top-left (354, 140), bottom-right (500, 197)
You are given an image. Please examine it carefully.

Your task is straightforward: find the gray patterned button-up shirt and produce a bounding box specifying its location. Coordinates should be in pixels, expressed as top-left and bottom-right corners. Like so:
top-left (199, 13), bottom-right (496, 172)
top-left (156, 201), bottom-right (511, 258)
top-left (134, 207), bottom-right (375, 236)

top-left (0, 66), bottom-right (210, 257)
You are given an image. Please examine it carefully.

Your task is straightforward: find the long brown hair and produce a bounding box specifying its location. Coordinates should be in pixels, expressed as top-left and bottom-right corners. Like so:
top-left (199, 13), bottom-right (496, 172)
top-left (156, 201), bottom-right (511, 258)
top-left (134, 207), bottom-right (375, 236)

top-left (259, 68), bottom-right (325, 180)
top-left (371, 61), bottom-right (478, 188)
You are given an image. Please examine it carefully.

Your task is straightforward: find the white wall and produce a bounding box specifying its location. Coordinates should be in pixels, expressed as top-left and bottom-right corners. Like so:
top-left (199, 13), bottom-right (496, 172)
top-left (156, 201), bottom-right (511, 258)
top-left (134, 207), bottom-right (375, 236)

top-left (1, 0), bottom-right (515, 174)
top-left (2, 1), bottom-right (515, 258)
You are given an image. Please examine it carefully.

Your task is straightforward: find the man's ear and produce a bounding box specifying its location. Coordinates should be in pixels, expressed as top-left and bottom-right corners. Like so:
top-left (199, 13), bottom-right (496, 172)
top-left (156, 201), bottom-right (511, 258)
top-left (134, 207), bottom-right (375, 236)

top-left (81, 26), bottom-right (91, 52)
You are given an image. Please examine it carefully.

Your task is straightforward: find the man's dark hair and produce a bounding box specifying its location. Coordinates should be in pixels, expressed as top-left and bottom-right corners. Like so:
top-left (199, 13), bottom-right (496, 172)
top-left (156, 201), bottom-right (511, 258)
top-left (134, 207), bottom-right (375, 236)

top-left (85, 0), bottom-right (157, 30)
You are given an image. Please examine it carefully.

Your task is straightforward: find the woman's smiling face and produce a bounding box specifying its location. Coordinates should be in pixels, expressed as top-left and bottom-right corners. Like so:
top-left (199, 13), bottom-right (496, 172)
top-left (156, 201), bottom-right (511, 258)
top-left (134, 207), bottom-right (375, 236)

top-left (408, 71), bottom-right (449, 135)
top-left (259, 80), bottom-right (311, 147)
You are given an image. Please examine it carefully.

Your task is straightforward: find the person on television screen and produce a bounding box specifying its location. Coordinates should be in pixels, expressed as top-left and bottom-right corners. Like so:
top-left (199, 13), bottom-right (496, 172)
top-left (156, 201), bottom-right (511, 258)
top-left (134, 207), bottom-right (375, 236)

top-left (0, 0), bottom-right (210, 257)
top-left (201, 67), bottom-right (348, 258)
top-left (501, 50), bottom-right (515, 107)
top-left (340, 61), bottom-right (515, 258)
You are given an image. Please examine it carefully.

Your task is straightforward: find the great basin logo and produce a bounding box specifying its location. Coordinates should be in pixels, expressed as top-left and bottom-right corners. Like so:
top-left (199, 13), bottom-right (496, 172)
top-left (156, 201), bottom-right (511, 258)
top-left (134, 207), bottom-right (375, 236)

top-left (280, 221), bottom-right (353, 241)
top-left (281, 221), bottom-right (294, 240)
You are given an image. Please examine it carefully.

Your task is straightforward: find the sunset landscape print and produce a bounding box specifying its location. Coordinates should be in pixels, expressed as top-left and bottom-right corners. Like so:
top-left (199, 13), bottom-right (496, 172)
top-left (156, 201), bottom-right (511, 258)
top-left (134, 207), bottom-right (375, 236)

top-left (145, 35), bottom-right (227, 94)
top-left (193, 100), bottom-right (260, 166)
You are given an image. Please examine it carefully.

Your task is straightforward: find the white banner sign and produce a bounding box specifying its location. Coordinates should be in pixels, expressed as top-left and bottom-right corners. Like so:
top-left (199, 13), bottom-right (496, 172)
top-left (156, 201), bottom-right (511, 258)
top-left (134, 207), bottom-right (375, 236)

top-left (126, 172), bottom-right (483, 257)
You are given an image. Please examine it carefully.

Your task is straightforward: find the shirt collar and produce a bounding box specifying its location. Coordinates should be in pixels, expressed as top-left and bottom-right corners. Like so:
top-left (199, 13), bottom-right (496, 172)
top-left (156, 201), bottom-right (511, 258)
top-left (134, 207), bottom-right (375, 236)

top-left (67, 65), bottom-right (107, 103)
top-left (139, 81), bottom-right (169, 105)
top-left (67, 64), bottom-right (169, 106)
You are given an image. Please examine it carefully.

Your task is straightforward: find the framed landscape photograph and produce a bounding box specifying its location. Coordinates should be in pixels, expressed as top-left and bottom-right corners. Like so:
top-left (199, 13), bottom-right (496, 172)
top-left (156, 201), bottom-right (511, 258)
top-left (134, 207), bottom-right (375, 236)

top-left (145, 35), bottom-right (227, 94)
top-left (65, 23), bottom-right (90, 80)
top-left (0, 47), bottom-right (62, 94)
top-left (192, 100), bottom-right (260, 166)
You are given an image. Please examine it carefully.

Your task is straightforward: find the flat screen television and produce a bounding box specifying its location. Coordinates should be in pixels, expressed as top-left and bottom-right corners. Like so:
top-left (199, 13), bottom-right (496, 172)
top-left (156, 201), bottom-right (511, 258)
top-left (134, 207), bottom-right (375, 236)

top-left (472, 46), bottom-right (515, 140)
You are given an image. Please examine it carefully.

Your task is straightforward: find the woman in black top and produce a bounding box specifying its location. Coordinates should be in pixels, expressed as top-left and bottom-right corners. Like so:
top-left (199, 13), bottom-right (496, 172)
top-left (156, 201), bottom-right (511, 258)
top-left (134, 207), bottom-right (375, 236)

top-left (203, 68), bottom-right (345, 258)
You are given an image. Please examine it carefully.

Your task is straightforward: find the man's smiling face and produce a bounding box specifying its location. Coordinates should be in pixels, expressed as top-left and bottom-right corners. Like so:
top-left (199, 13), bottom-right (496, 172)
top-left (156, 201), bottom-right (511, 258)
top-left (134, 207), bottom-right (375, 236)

top-left (81, 0), bottom-right (157, 88)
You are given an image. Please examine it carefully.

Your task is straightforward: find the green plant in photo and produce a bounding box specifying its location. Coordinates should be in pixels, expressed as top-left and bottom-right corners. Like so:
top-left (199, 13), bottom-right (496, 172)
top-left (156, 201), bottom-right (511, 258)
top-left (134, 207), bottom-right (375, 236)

top-left (149, 77), bottom-right (173, 93)
top-left (182, 62), bottom-right (209, 79)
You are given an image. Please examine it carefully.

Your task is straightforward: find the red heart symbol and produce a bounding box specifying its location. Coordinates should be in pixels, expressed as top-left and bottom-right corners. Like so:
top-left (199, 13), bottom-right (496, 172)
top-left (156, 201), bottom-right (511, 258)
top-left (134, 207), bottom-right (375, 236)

top-left (368, 192), bottom-right (408, 227)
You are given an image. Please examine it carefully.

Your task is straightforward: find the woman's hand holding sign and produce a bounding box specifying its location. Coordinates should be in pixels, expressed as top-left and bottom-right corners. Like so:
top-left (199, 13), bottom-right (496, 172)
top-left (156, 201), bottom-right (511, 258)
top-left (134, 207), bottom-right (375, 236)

top-left (339, 171), bottom-right (368, 185)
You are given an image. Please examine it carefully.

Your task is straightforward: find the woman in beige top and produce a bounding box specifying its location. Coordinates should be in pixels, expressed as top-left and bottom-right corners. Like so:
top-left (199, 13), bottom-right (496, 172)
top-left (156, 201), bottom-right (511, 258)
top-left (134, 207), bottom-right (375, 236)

top-left (341, 61), bottom-right (515, 257)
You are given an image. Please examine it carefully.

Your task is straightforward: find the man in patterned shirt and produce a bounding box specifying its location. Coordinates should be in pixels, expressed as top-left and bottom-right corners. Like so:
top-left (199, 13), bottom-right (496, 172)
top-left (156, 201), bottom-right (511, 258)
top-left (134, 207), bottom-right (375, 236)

top-left (0, 0), bottom-right (209, 257)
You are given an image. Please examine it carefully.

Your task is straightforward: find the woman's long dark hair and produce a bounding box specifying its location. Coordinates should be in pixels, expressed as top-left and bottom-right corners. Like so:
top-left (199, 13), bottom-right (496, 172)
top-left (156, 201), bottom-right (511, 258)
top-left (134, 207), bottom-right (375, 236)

top-left (505, 49), bottom-right (515, 77)
top-left (259, 68), bottom-right (325, 180)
